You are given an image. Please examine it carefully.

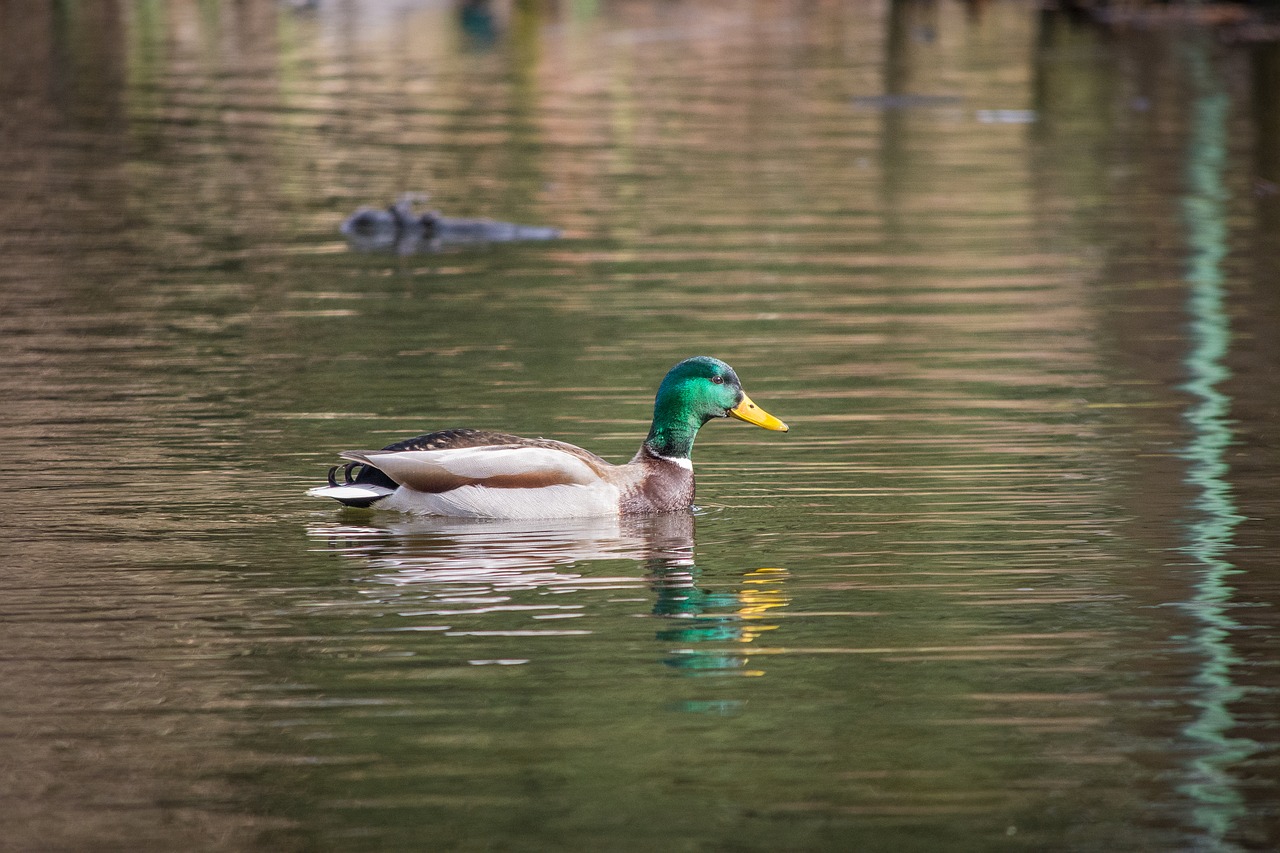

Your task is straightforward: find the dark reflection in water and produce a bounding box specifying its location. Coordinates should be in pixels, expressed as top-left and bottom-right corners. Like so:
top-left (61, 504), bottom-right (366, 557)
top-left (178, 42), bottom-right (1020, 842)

top-left (340, 194), bottom-right (561, 255)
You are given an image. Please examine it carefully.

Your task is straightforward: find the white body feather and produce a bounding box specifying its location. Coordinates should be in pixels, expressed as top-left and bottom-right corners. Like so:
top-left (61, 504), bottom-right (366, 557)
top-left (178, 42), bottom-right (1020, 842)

top-left (324, 444), bottom-right (626, 519)
top-left (363, 446), bottom-right (600, 485)
top-left (378, 480), bottom-right (623, 519)
top-left (306, 483), bottom-right (395, 501)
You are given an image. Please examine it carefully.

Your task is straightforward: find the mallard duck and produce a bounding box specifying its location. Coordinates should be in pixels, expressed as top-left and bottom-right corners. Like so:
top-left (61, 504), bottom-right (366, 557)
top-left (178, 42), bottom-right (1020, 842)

top-left (307, 356), bottom-right (788, 519)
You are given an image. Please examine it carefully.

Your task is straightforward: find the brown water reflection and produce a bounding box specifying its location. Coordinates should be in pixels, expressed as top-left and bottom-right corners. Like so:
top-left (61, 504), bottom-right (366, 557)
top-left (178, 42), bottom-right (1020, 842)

top-left (4, 1), bottom-right (1280, 850)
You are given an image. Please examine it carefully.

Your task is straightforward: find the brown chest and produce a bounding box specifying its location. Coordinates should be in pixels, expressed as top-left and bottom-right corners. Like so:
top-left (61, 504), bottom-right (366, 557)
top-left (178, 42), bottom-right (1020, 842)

top-left (620, 462), bottom-right (696, 514)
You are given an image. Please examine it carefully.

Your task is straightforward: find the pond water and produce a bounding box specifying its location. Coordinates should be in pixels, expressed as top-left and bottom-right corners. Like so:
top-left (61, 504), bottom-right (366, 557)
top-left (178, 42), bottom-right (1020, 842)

top-left (3, 1), bottom-right (1280, 850)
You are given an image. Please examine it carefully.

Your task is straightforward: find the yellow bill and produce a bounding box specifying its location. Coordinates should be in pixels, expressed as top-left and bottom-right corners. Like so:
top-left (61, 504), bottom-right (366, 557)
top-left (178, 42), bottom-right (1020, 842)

top-left (730, 392), bottom-right (789, 432)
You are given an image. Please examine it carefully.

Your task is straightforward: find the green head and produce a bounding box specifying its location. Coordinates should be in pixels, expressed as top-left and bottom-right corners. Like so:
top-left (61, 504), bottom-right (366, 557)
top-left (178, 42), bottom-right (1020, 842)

top-left (643, 356), bottom-right (788, 459)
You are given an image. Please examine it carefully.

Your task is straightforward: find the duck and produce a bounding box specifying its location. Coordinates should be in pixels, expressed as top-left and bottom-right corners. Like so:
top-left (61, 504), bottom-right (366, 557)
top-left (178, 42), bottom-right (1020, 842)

top-left (306, 356), bottom-right (788, 519)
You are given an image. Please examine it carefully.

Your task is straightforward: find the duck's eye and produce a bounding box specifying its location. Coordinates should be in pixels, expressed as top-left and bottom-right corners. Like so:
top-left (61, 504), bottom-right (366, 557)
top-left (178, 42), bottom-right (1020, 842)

top-left (711, 375), bottom-right (724, 385)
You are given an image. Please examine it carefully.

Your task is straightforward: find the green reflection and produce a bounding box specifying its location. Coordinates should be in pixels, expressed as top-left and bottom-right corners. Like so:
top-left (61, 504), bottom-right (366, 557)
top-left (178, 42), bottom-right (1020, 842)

top-left (1177, 42), bottom-right (1253, 843)
top-left (652, 563), bottom-right (790, 682)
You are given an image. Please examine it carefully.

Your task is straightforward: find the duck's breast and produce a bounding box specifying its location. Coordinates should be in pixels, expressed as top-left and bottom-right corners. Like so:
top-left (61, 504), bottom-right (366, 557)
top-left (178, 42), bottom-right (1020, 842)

top-left (619, 458), bottom-right (695, 514)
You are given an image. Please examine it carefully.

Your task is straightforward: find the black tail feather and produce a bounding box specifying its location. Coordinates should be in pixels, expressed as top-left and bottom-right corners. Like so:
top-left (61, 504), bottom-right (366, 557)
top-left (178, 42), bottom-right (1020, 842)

top-left (326, 462), bottom-right (396, 490)
top-left (321, 462), bottom-right (398, 508)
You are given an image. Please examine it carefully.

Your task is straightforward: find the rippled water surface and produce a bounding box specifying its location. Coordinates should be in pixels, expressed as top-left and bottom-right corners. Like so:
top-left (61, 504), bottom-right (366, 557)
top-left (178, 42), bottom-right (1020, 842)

top-left (4, 1), bottom-right (1280, 850)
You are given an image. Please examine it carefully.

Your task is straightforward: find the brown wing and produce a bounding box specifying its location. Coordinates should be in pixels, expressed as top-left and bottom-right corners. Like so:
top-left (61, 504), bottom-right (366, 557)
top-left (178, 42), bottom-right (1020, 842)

top-left (377, 428), bottom-right (612, 469)
top-left (340, 443), bottom-right (612, 494)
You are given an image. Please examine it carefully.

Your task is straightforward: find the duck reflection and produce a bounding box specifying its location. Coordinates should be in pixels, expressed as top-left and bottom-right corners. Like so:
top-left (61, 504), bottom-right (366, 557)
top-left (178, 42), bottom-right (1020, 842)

top-left (307, 512), bottom-right (788, 678)
top-left (651, 563), bottom-right (790, 677)
top-left (310, 511), bottom-right (693, 578)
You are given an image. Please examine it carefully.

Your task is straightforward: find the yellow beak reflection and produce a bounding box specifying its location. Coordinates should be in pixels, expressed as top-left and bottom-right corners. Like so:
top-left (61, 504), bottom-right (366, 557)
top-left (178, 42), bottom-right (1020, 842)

top-left (730, 392), bottom-right (789, 432)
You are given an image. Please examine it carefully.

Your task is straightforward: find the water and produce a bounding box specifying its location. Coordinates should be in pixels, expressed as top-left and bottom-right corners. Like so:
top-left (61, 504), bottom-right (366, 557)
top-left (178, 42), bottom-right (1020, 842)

top-left (3, 1), bottom-right (1280, 850)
